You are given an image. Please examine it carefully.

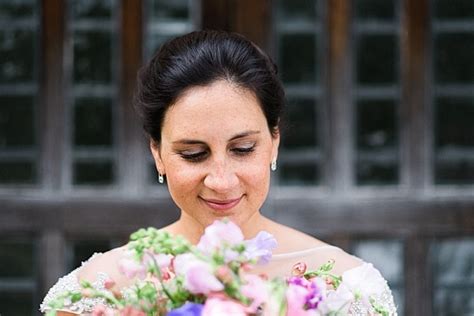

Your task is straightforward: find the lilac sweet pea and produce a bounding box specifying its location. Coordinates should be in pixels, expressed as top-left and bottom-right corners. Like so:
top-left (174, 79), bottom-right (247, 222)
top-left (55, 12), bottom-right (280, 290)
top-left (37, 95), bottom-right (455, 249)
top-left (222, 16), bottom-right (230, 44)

top-left (244, 231), bottom-right (277, 264)
top-left (287, 276), bottom-right (326, 313)
top-left (167, 302), bottom-right (203, 316)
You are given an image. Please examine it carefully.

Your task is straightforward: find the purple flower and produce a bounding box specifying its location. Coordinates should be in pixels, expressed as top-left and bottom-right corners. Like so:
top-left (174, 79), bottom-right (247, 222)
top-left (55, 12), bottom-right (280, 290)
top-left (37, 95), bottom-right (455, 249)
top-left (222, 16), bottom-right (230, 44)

top-left (287, 276), bottom-right (325, 310)
top-left (167, 302), bottom-right (203, 316)
top-left (244, 231), bottom-right (277, 264)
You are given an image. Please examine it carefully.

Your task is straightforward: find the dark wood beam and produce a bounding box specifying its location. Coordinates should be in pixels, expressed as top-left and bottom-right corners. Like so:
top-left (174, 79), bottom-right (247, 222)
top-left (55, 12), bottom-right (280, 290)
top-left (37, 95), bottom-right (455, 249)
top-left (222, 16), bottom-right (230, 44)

top-left (325, 0), bottom-right (354, 191)
top-left (40, 0), bottom-right (66, 191)
top-left (400, 0), bottom-right (431, 190)
top-left (118, 0), bottom-right (146, 196)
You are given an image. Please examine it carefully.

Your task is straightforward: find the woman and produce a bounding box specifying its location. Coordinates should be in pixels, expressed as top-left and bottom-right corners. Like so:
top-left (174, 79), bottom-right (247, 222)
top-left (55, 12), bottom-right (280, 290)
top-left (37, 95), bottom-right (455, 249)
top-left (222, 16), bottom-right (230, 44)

top-left (41, 30), bottom-right (397, 315)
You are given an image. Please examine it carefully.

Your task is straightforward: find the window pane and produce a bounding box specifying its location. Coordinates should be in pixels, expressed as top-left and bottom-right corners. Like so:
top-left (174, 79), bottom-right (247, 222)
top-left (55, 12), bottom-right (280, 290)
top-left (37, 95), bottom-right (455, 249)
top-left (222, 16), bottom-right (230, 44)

top-left (357, 34), bottom-right (397, 84)
top-left (73, 160), bottom-right (114, 185)
top-left (74, 31), bottom-right (112, 83)
top-left (0, 0), bottom-right (36, 19)
top-left (74, 98), bottom-right (112, 146)
top-left (0, 161), bottom-right (35, 184)
top-left (0, 291), bottom-right (34, 315)
top-left (434, 0), bottom-right (474, 19)
top-left (355, 0), bottom-right (395, 20)
top-left (282, 98), bottom-right (317, 149)
top-left (277, 0), bottom-right (317, 23)
top-left (356, 99), bottom-right (399, 185)
top-left (280, 162), bottom-right (319, 185)
top-left (145, 0), bottom-right (195, 57)
top-left (431, 239), bottom-right (474, 315)
top-left (434, 34), bottom-right (474, 84)
top-left (0, 240), bottom-right (35, 278)
top-left (279, 34), bottom-right (317, 84)
top-left (0, 29), bottom-right (35, 83)
top-left (69, 240), bottom-right (112, 269)
top-left (357, 99), bottom-right (397, 150)
top-left (71, 0), bottom-right (113, 19)
top-left (0, 96), bottom-right (34, 147)
top-left (435, 97), bottom-right (473, 148)
top-left (150, 0), bottom-right (189, 20)
top-left (352, 240), bottom-right (404, 312)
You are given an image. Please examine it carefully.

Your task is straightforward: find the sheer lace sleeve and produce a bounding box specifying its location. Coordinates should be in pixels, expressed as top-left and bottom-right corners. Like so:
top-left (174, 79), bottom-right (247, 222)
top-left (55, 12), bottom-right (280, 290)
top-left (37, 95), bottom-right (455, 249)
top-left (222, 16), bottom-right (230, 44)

top-left (40, 253), bottom-right (112, 315)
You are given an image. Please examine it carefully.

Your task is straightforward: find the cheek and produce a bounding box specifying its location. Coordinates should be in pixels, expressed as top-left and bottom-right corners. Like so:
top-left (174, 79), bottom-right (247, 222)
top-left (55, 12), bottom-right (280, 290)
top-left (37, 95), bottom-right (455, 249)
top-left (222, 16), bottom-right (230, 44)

top-left (165, 162), bottom-right (202, 197)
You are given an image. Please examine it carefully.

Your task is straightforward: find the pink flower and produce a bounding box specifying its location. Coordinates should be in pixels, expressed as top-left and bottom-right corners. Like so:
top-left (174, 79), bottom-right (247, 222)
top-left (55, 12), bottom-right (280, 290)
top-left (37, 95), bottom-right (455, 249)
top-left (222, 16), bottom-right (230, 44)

top-left (91, 304), bottom-right (115, 316)
top-left (202, 297), bottom-right (247, 316)
top-left (241, 274), bottom-right (268, 313)
top-left (119, 306), bottom-right (146, 316)
top-left (118, 256), bottom-right (146, 280)
top-left (197, 220), bottom-right (244, 253)
top-left (174, 254), bottom-right (224, 294)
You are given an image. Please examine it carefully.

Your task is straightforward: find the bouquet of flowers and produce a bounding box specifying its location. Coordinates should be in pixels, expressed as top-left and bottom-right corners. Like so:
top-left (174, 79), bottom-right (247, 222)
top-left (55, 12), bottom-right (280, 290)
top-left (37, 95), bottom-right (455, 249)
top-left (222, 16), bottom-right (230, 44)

top-left (46, 220), bottom-right (393, 316)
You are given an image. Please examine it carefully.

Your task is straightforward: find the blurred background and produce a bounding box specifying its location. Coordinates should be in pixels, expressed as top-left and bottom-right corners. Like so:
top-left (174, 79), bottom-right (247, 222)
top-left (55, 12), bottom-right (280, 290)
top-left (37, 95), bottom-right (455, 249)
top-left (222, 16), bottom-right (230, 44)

top-left (0, 0), bottom-right (473, 315)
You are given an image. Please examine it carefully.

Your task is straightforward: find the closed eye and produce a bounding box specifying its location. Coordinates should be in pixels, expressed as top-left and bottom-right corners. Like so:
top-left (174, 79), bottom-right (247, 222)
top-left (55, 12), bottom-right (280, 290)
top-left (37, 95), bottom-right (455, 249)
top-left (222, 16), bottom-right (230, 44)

top-left (179, 151), bottom-right (208, 162)
top-left (231, 145), bottom-right (255, 156)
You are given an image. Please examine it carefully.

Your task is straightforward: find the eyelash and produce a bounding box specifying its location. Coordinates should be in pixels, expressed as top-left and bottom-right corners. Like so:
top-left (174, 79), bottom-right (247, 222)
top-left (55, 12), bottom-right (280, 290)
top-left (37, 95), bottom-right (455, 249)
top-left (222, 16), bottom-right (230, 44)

top-left (179, 145), bottom-right (255, 163)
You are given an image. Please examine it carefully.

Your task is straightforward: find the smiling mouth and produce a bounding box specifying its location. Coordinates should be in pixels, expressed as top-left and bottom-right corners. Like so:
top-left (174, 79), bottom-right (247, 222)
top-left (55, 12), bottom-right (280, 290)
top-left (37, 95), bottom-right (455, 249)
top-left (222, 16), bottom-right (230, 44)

top-left (200, 196), bottom-right (242, 212)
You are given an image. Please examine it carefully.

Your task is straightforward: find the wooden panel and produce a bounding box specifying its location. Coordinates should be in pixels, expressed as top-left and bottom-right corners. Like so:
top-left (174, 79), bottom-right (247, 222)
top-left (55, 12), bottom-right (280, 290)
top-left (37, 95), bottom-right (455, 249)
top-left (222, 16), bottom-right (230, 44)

top-left (325, 0), bottom-right (354, 191)
top-left (39, 230), bottom-right (66, 298)
top-left (1, 197), bottom-right (472, 236)
top-left (200, 0), bottom-right (231, 30)
top-left (404, 237), bottom-right (432, 316)
top-left (231, 0), bottom-right (272, 50)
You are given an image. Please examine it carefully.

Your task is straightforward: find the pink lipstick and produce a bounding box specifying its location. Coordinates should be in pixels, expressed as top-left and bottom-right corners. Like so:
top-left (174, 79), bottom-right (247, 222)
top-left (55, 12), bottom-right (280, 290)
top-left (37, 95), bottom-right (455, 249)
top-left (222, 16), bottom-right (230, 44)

top-left (201, 196), bottom-right (242, 211)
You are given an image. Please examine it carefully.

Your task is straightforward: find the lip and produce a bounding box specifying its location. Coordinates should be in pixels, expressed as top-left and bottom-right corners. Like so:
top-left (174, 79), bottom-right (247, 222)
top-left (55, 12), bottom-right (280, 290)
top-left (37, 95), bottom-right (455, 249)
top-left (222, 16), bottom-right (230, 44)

top-left (200, 196), bottom-right (242, 212)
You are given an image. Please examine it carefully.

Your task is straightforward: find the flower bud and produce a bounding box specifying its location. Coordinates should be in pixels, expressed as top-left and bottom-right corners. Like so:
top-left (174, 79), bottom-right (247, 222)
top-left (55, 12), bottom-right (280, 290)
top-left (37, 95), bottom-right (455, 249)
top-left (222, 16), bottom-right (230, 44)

top-left (216, 265), bottom-right (233, 284)
top-left (104, 277), bottom-right (116, 290)
top-left (291, 262), bottom-right (307, 276)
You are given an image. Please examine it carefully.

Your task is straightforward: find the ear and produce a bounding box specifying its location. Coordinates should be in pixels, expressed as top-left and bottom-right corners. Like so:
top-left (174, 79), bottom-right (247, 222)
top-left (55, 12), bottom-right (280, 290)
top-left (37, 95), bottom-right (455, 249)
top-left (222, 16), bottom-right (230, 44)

top-left (150, 139), bottom-right (165, 175)
top-left (271, 129), bottom-right (280, 163)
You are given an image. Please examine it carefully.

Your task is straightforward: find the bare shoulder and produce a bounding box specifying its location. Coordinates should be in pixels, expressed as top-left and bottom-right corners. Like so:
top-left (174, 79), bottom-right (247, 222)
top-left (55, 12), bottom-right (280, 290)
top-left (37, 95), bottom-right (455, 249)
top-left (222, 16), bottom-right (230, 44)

top-left (265, 219), bottom-right (328, 254)
top-left (78, 245), bottom-right (132, 290)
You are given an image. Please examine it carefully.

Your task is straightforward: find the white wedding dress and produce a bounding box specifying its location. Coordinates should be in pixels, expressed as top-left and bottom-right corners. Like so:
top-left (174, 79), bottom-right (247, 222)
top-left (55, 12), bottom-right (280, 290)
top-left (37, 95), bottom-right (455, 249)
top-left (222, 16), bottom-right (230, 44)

top-left (40, 245), bottom-right (398, 315)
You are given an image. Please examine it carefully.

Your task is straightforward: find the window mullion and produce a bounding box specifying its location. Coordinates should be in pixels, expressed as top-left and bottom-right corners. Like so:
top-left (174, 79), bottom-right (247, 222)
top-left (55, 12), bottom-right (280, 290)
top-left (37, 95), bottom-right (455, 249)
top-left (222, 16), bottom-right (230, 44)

top-left (40, 0), bottom-right (67, 193)
top-left (118, 0), bottom-right (145, 197)
top-left (325, 0), bottom-right (354, 194)
top-left (400, 0), bottom-right (432, 192)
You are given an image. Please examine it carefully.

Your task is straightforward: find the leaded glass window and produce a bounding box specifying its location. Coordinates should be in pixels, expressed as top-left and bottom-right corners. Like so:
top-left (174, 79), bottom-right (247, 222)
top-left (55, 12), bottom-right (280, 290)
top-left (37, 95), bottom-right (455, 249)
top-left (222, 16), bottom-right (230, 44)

top-left (431, 238), bottom-right (474, 315)
top-left (432, 0), bottom-right (474, 185)
top-left (275, 0), bottom-right (322, 185)
top-left (0, 0), bottom-right (39, 185)
top-left (69, 0), bottom-right (119, 187)
top-left (354, 0), bottom-right (400, 186)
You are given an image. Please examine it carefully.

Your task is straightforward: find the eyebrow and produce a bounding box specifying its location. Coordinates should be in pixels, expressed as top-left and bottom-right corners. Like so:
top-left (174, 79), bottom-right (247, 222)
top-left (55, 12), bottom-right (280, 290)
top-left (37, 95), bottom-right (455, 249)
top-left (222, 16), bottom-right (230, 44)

top-left (172, 130), bottom-right (261, 145)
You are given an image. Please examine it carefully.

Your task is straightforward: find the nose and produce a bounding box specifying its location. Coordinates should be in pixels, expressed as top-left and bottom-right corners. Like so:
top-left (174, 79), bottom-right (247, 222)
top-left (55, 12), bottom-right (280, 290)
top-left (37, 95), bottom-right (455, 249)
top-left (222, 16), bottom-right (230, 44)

top-left (203, 158), bottom-right (239, 193)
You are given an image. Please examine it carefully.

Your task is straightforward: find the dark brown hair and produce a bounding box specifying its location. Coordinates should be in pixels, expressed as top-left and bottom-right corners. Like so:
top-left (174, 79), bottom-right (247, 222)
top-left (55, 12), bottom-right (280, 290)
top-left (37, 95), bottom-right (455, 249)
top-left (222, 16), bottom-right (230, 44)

top-left (134, 30), bottom-right (285, 142)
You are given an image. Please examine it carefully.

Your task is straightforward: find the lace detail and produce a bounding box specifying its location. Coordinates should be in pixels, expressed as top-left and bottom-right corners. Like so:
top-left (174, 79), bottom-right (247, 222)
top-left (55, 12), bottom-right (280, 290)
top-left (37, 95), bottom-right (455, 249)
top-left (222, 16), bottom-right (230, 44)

top-left (349, 281), bottom-right (398, 316)
top-left (40, 253), bottom-right (111, 314)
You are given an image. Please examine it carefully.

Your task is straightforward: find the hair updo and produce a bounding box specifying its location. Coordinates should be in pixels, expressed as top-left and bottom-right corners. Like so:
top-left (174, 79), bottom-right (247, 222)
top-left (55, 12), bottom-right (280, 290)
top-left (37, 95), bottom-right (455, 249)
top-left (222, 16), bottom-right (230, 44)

top-left (134, 30), bottom-right (285, 143)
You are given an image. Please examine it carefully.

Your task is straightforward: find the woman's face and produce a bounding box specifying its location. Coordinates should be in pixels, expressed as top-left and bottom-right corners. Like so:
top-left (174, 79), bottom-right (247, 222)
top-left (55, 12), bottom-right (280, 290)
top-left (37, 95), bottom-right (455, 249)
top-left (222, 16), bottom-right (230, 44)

top-left (150, 80), bottom-right (279, 229)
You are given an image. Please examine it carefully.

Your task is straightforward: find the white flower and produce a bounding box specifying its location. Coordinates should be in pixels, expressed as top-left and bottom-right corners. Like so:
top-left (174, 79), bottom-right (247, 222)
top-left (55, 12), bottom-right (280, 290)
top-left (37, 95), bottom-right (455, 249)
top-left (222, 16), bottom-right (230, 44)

top-left (341, 263), bottom-right (386, 307)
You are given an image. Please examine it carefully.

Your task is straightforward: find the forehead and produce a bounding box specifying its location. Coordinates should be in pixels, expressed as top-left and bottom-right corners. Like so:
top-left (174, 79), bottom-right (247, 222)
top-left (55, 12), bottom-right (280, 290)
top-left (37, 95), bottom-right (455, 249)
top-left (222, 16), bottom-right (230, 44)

top-left (161, 80), bottom-right (268, 139)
